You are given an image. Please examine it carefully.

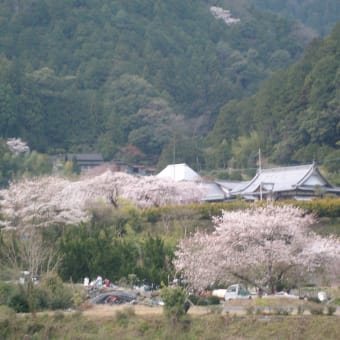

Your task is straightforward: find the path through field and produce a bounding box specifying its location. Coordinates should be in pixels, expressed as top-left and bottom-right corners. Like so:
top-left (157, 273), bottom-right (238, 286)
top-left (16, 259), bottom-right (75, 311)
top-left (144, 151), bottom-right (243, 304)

top-left (81, 300), bottom-right (340, 319)
top-left (82, 304), bottom-right (212, 319)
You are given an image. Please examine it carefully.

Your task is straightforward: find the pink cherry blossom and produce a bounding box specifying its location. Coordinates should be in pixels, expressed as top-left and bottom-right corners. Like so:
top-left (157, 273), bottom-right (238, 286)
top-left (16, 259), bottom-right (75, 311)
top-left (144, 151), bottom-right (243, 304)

top-left (0, 171), bottom-right (204, 228)
top-left (174, 205), bottom-right (340, 293)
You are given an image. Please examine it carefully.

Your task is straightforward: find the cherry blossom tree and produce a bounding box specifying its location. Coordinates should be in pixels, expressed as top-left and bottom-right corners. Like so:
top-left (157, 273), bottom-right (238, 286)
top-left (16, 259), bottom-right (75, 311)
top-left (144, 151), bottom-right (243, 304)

top-left (0, 171), bottom-right (204, 228)
top-left (6, 138), bottom-right (30, 154)
top-left (174, 205), bottom-right (340, 293)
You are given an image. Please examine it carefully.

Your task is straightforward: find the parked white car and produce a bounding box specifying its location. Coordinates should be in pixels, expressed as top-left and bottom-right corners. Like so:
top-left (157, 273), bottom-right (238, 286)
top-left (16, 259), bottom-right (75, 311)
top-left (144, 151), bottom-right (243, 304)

top-left (212, 289), bottom-right (227, 299)
top-left (224, 284), bottom-right (252, 301)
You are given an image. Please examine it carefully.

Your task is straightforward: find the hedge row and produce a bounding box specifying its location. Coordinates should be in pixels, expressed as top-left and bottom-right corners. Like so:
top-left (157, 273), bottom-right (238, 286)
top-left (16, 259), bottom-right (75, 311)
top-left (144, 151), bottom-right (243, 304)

top-left (287, 198), bottom-right (340, 218)
top-left (142, 198), bottom-right (340, 222)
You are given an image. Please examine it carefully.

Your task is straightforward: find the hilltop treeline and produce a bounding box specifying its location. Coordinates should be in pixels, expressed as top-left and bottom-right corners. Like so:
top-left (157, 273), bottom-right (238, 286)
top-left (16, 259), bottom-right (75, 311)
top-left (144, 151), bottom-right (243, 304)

top-left (0, 0), bottom-right (339, 174)
top-left (0, 0), bottom-right (312, 164)
top-left (208, 23), bottom-right (340, 173)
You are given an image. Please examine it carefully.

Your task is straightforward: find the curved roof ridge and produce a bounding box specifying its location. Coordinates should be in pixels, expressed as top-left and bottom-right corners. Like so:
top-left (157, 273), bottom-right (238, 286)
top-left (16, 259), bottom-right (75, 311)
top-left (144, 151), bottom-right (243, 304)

top-left (234, 163), bottom-right (317, 195)
top-left (261, 163), bottom-right (313, 172)
top-left (296, 163), bottom-right (333, 188)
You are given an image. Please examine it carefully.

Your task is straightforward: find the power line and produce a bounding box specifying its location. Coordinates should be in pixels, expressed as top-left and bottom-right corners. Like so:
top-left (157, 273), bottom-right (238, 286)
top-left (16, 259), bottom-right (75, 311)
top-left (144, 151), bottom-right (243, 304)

top-left (317, 157), bottom-right (340, 164)
top-left (209, 156), bottom-right (340, 173)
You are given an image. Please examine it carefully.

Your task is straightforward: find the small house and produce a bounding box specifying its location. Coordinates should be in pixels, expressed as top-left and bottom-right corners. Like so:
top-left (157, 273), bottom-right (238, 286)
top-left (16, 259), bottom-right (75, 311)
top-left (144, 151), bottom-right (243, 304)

top-left (66, 153), bottom-right (104, 172)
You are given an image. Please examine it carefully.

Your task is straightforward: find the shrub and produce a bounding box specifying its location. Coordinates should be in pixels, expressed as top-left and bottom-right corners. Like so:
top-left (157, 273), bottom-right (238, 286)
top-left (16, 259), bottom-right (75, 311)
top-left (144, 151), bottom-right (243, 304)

top-left (196, 298), bottom-right (209, 306)
top-left (297, 305), bottom-right (306, 315)
top-left (0, 281), bottom-right (16, 305)
top-left (307, 296), bottom-right (321, 304)
top-left (206, 296), bottom-right (220, 305)
top-left (53, 311), bottom-right (65, 321)
top-left (246, 306), bottom-right (255, 315)
top-left (309, 306), bottom-right (324, 315)
top-left (8, 292), bottom-right (29, 313)
top-left (40, 273), bottom-right (73, 310)
top-left (326, 305), bottom-right (336, 316)
top-left (115, 310), bottom-right (129, 328)
top-left (34, 287), bottom-right (49, 310)
top-left (26, 321), bottom-right (45, 335)
top-left (190, 295), bottom-right (220, 306)
top-left (71, 287), bottom-right (87, 309)
top-left (331, 298), bottom-right (340, 305)
top-left (0, 306), bottom-right (16, 338)
top-left (255, 307), bottom-right (264, 315)
top-left (138, 320), bottom-right (151, 335)
top-left (48, 287), bottom-right (73, 310)
top-left (273, 307), bottom-right (293, 315)
top-left (40, 272), bottom-right (64, 294)
top-left (160, 286), bottom-right (186, 321)
top-left (291, 198), bottom-right (340, 218)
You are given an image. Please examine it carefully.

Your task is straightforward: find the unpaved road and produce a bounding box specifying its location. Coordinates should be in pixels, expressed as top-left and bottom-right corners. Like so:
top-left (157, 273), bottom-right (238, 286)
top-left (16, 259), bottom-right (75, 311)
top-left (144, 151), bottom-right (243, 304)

top-left (82, 304), bottom-right (212, 319)
top-left (80, 302), bottom-right (340, 319)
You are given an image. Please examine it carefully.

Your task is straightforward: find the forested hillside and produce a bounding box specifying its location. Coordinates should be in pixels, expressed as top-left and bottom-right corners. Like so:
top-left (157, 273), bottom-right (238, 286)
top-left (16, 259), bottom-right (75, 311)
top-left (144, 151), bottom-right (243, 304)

top-left (208, 23), bottom-right (340, 175)
top-left (0, 0), bottom-right (339, 176)
top-left (249, 0), bottom-right (340, 35)
top-left (0, 0), bottom-right (315, 166)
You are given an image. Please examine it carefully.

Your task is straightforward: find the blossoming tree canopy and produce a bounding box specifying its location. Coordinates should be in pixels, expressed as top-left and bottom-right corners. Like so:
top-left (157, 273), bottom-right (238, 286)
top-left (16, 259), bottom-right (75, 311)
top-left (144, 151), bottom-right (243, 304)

top-left (0, 171), bottom-right (205, 228)
top-left (6, 138), bottom-right (30, 154)
top-left (174, 205), bottom-right (340, 293)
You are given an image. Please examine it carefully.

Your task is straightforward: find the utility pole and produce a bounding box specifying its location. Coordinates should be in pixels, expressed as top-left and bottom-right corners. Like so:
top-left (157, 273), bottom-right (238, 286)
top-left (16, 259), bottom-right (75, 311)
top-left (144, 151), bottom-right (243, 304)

top-left (259, 149), bottom-right (262, 200)
top-left (258, 148), bottom-right (262, 174)
top-left (173, 133), bottom-right (176, 179)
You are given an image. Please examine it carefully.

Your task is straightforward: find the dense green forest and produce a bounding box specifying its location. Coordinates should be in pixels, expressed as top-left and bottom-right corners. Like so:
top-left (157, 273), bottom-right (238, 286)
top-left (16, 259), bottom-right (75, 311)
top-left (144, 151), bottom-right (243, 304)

top-left (0, 0), bottom-right (339, 175)
top-left (249, 0), bottom-right (340, 35)
top-left (208, 23), bottom-right (340, 175)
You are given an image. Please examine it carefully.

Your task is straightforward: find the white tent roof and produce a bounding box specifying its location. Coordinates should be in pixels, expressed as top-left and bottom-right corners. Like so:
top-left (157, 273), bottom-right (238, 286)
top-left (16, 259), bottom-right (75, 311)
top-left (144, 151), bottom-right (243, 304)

top-left (156, 163), bottom-right (201, 182)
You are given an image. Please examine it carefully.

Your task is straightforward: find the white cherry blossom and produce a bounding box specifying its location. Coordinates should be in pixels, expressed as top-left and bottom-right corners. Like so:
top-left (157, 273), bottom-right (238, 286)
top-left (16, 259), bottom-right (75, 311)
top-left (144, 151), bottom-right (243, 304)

top-left (0, 171), bottom-right (204, 228)
top-left (174, 205), bottom-right (340, 292)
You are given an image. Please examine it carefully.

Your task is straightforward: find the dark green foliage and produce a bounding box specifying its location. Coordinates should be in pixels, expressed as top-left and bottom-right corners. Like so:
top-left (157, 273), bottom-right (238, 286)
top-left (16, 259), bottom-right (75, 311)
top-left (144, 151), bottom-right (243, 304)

top-left (40, 273), bottom-right (73, 310)
top-left (331, 298), bottom-right (340, 305)
top-left (137, 237), bottom-right (173, 285)
top-left (58, 221), bottom-right (173, 285)
top-left (307, 296), bottom-right (322, 304)
top-left (4, 274), bottom-right (72, 313)
top-left (160, 286), bottom-right (186, 321)
top-left (209, 22), bottom-right (340, 171)
top-left (189, 295), bottom-right (221, 306)
top-left (0, 0), bottom-right (313, 165)
top-left (249, 0), bottom-right (340, 35)
top-left (0, 282), bottom-right (17, 305)
top-left (58, 224), bottom-right (119, 282)
top-left (8, 291), bottom-right (29, 313)
top-left (309, 306), bottom-right (324, 315)
top-left (288, 198), bottom-right (340, 218)
top-left (326, 305), bottom-right (336, 315)
top-left (0, 139), bottom-right (52, 187)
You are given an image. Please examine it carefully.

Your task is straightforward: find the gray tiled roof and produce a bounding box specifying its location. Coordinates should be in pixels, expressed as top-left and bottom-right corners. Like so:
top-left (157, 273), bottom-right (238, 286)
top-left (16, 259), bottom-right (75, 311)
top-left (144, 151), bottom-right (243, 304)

top-left (200, 182), bottom-right (226, 201)
top-left (234, 163), bottom-right (332, 195)
top-left (216, 180), bottom-right (249, 193)
top-left (72, 153), bottom-right (104, 161)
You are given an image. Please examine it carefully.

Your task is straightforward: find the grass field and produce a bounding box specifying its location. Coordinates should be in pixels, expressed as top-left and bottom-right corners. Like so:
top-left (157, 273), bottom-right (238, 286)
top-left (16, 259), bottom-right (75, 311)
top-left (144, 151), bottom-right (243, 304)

top-left (2, 301), bottom-right (340, 339)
